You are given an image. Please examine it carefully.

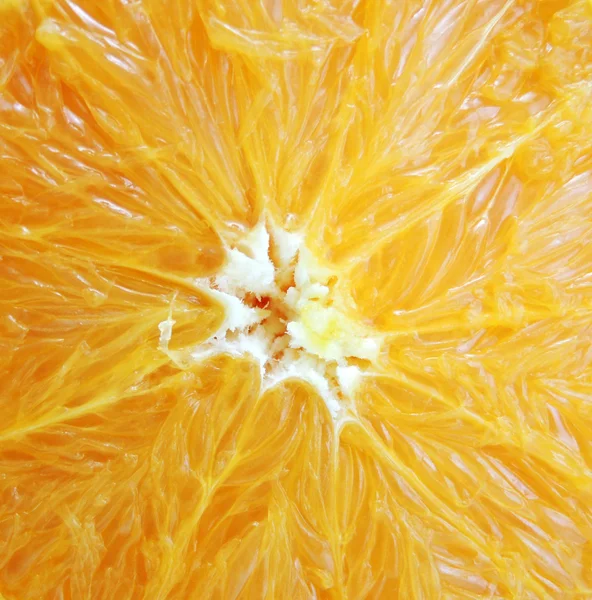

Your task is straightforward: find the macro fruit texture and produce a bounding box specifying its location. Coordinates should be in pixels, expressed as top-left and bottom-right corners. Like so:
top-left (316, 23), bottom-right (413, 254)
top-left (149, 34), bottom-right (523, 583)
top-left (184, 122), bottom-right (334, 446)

top-left (1, 0), bottom-right (592, 598)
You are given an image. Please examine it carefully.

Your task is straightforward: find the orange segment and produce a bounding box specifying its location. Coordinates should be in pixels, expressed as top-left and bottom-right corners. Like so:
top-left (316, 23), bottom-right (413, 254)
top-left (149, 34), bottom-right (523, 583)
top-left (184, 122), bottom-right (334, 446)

top-left (2, 0), bottom-right (592, 598)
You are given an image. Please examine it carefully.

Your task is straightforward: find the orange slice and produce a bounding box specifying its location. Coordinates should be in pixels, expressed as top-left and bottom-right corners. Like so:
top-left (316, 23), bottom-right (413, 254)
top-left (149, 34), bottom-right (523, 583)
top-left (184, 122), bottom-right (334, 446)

top-left (1, 0), bottom-right (592, 598)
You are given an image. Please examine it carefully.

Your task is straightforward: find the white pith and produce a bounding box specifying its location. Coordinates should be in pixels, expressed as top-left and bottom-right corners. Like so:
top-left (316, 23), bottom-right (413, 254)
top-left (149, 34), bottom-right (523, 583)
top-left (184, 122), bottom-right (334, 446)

top-left (159, 221), bottom-right (383, 420)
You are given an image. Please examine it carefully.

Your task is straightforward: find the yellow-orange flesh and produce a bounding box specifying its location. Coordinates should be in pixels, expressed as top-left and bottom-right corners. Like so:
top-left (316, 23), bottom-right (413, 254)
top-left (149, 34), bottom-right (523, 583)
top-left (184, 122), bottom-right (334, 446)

top-left (1, 0), bottom-right (592, 598)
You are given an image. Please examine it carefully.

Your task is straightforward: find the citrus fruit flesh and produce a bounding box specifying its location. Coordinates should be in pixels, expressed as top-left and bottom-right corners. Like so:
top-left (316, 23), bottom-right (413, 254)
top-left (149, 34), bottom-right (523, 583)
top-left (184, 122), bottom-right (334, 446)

top-left (1, 0), bottom-right (592, 598)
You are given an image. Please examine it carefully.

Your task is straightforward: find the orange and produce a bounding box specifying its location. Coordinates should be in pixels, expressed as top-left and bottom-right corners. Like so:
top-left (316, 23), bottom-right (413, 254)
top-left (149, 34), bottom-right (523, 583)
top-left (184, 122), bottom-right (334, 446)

top-left (1, 0), bottom-right (592, 598)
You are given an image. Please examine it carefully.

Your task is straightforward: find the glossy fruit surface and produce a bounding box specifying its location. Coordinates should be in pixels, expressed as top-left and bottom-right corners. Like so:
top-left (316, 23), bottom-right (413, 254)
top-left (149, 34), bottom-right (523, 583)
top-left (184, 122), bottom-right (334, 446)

top-left (1, 0), bottom-right (592, 598)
